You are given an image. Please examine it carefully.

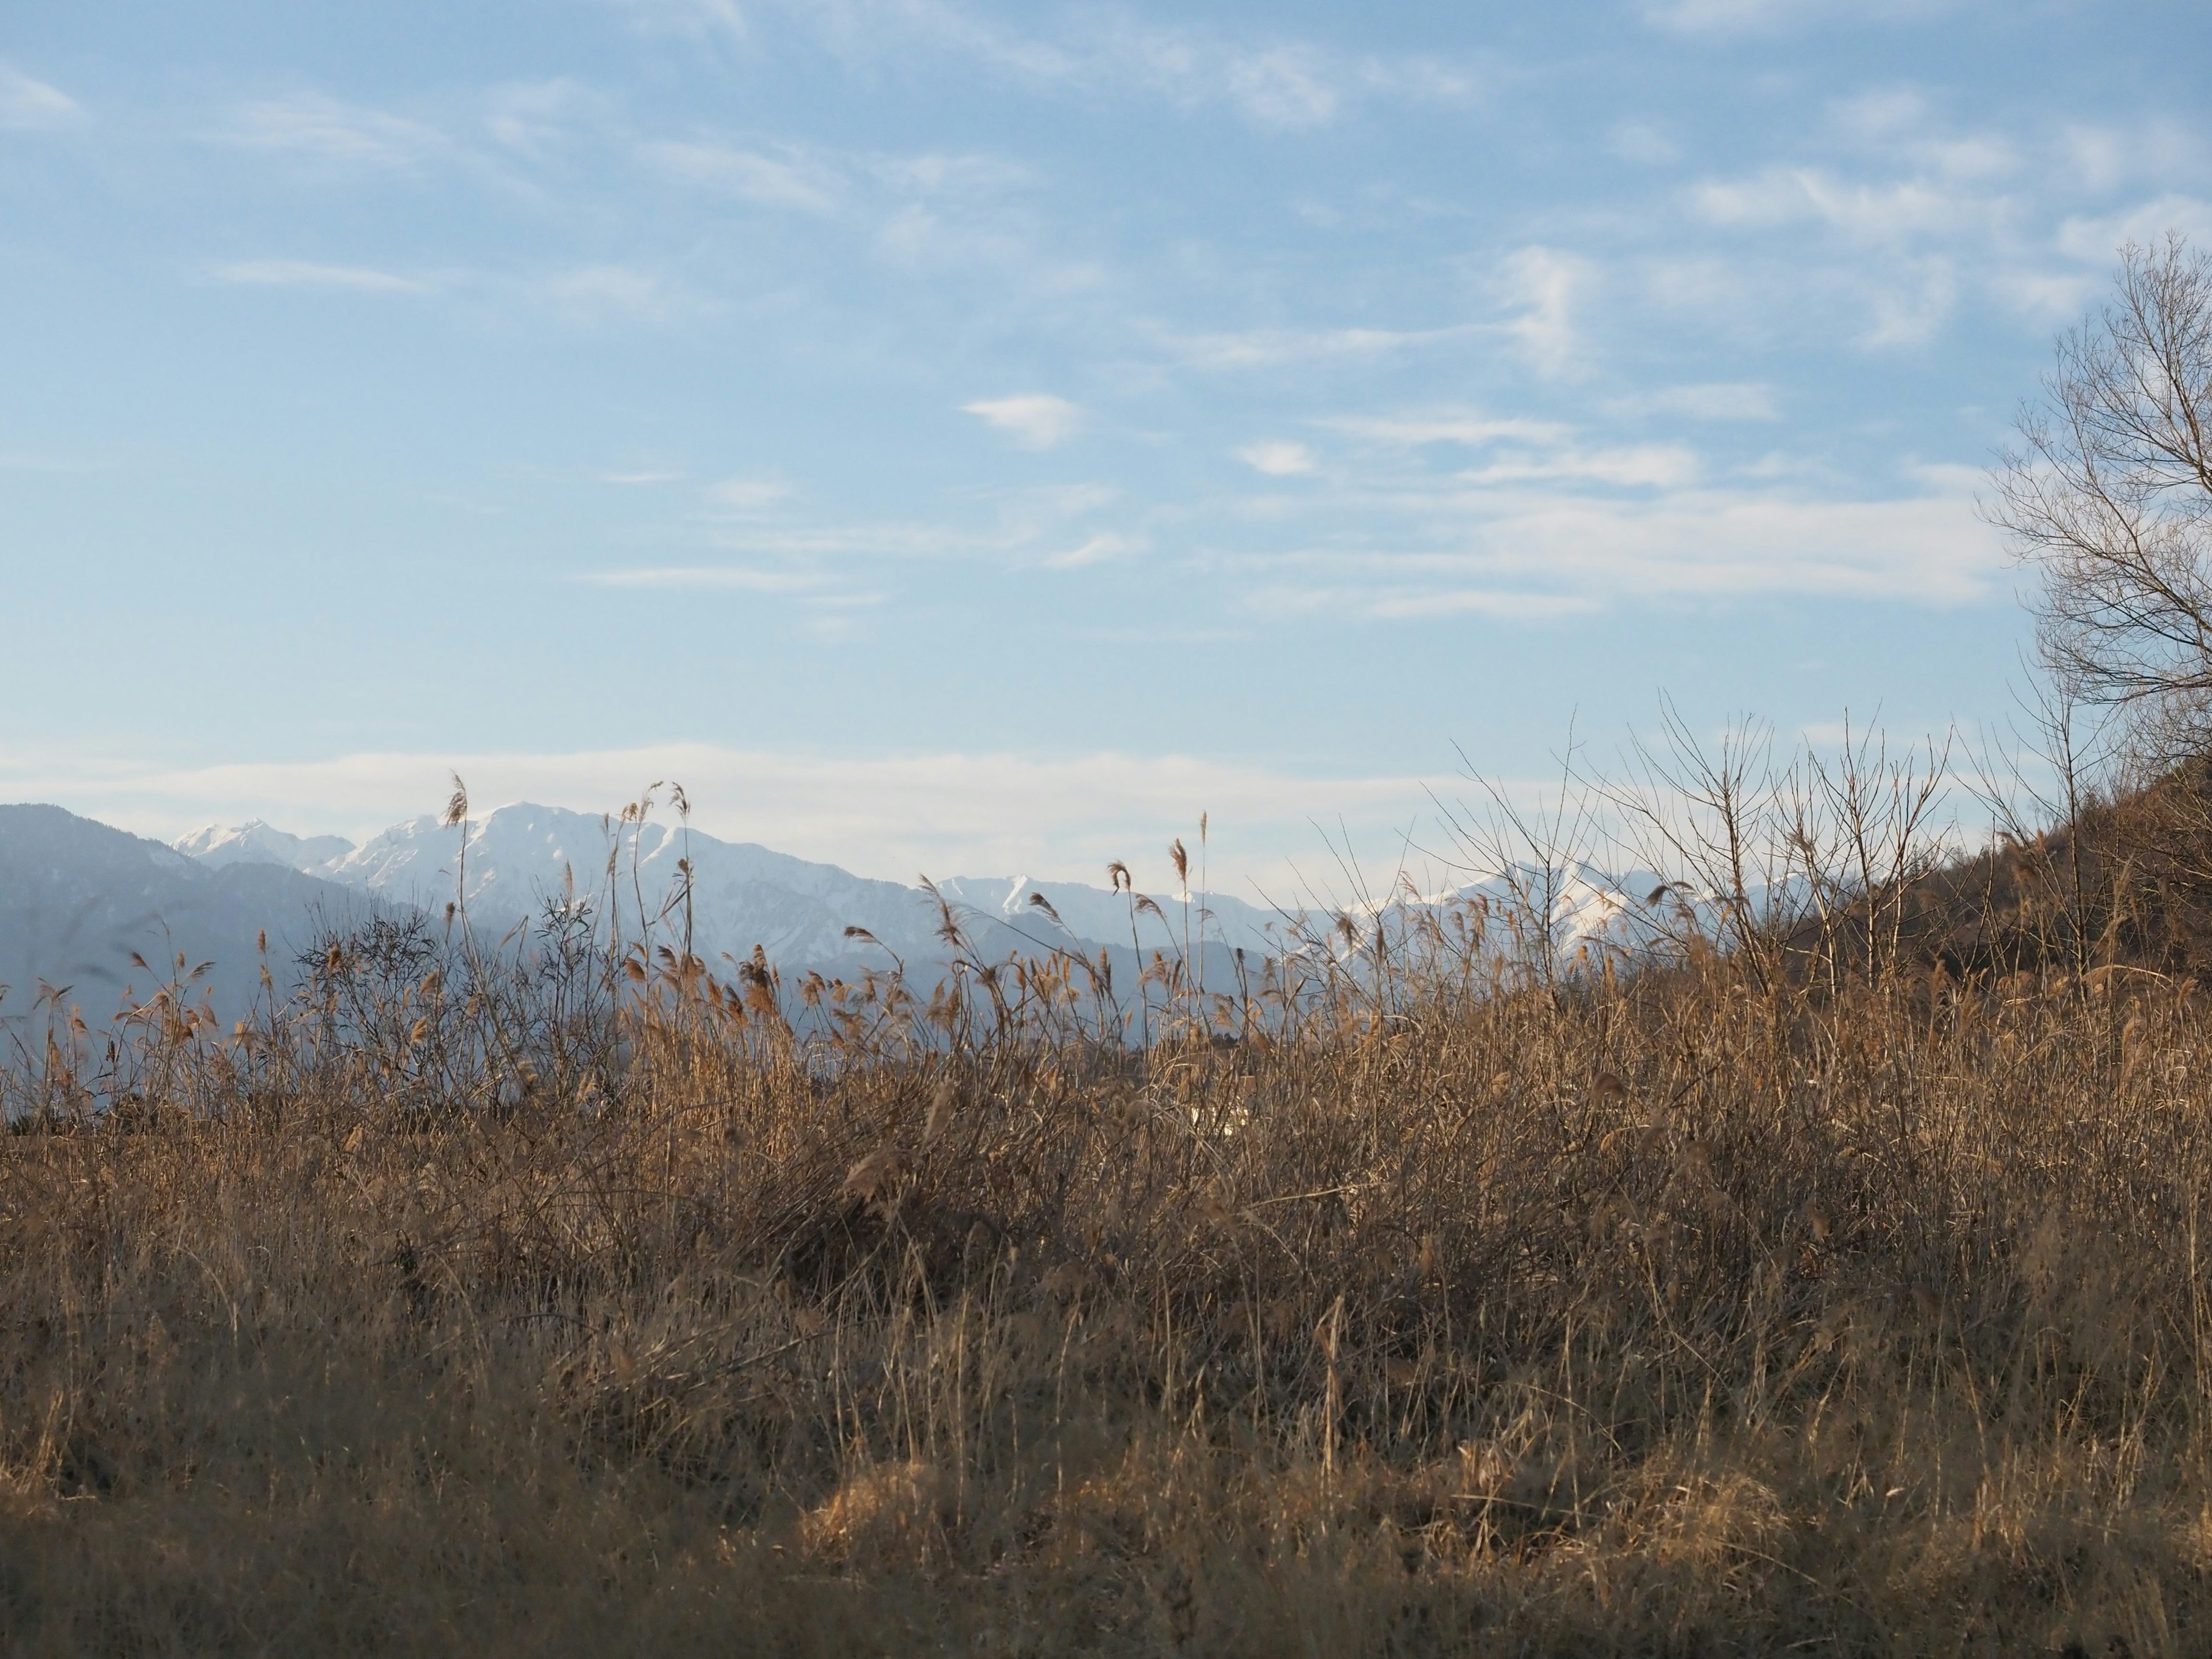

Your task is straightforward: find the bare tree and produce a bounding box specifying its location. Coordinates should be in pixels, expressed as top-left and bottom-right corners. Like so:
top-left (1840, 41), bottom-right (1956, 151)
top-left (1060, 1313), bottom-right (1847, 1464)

top-left (1990, 233), bottom-right (2212, 758)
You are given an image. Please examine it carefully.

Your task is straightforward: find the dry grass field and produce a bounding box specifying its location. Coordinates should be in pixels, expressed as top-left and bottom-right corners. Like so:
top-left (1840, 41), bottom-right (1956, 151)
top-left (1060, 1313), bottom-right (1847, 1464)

top-left (6, 789), bottom-right (2212, 1656)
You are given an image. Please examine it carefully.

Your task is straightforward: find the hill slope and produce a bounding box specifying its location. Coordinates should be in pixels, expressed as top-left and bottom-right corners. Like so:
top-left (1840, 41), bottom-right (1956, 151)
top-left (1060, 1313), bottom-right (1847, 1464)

top-left (0, 804), bottom-right (377, 1027)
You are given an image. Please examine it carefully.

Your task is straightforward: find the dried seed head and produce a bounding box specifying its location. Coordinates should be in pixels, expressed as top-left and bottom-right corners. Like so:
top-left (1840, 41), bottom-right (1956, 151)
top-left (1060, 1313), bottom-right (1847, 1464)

top-left (843, 1149), bottom-right (904, 1203)
top-left (923, 1078), bottom-right (957, 1143)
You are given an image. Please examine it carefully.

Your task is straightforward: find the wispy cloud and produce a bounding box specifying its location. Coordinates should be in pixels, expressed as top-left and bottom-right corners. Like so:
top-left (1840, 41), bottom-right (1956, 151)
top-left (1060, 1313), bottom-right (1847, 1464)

top-left (537, 264), bottom-right (705, 325)
top-left (1237, 441), bottom-right (1319, 477)
top-left (1638, 0), bottom-right (1955, 34)
top-left (1611, 121), bottom-right (1679, 167)
top-left (580, 566), bottom-right (819, 591)
top-left (1043, 531), bottom-right (1140, 569)
top-left (1097, 30), bottom-right (1350, 127)
top-left (1209, 405), bottom-right (2002, 619)
top-left (1321, 411), bottom-right (1572, 448)
top-left (1217, 468), bottom-right (2001, 621)
top-left (603, 0), bottom-right (749, 40)
top-left (704, 476), bottom-right (791, 510)
top-left (1103, 24), bottom-right (1481, 130)
top-left (1694, 165), bottom-right (2012, 245)
top-left (2056, 194), bottom-right (2212, 262)
top-left (1244, 581), bottom-right (1596, 624)
top-left (482, 79), bottom-right (608, 157)
top-left (1614, 382), bottom-right (1779, 422)
top-left (962, 393), bottom-right (1085, 449)
top-left (1498, 246), bottom-right (1595, 380)
top-left (223, 92), bottom-right (445, 169)
top-left (0, 63), bottom-right (84, 131)
top-left (210, 259), bottom-right (430, 293)
top-left (643, 138), bottom-right (842, 212)
top-left (1319, 408), bottom-right (1698, 488)
top-left (764, 2), bottom-right (1475, 132)
top-left (1165, 323), bottom-right (1482, 372)
top-left (1457, 445), bottom-right (1701, 490)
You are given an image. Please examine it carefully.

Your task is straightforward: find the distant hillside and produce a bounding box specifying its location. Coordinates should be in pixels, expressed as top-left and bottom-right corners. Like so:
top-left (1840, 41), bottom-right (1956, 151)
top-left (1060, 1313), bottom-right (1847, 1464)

top-left (0, 804), bottom-right (379, 1029)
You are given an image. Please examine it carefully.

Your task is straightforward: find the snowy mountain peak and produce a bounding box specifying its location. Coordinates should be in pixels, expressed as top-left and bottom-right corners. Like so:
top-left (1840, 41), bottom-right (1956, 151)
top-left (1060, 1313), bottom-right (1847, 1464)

top-left (173, 820), bottom-right (355, 875)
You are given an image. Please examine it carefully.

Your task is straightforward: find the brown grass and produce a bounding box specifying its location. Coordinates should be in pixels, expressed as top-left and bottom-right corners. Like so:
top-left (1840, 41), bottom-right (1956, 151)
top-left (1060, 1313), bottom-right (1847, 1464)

top-left (5, 867), bottom-right (2212, 1654)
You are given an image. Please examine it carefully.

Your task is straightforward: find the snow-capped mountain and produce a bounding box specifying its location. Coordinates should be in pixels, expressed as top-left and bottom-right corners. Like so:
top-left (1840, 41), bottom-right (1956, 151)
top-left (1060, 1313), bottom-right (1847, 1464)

top-left (173, 803), bottom-right (1304, 974)
top-left (172, 820), bottom-right (355, 873)
top-left (166, 802), bottom-right (1737, 980)
top-left (0, 798), bottom-right (1717, 1036)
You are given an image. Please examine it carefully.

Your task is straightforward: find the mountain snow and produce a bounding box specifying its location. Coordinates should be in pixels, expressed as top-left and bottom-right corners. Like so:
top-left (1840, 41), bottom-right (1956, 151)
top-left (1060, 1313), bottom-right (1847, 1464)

top-left (172, 820), bottom-right (355, 873)
top-left (176, 803), bottom-right (1304, 970)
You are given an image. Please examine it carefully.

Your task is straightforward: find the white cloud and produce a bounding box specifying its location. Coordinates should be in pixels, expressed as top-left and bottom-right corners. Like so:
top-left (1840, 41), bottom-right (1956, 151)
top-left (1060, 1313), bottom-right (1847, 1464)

top-left (2055, 195), bottom-right (2212, 263)
top-left (483, 79), bottom-right (606, 157)
top-left (1165, 323), bottom-right (1481, 371)
top-left (1459, 445), bottom-right (1701, 490)
top-left (1224, 479), bottom-right (2002, 621)
top-left (870, 150), bottom-right (1036, 198)
top-left (1618, 382), bottom-right (1779, 422)
top-left (1112, 30), bottom-right (1347, 127)
top-left (224, 93), bottom-right (445, 169)
top-left (1985, 267), bottom-right (2100, 325)
top-left (0, 64), bottom-right (84, 130)
top-left (603, 0), bottom-right (748, 39)
top-left (1112, 28), bottom-right (1478, 128)
top-left (1218, 46), bottom-right (1339, 129)
top-left (644, 139), bottom-right (842, 213)
top-left (1044, 531), bottom-right (1141, 569)
top-left (580, 566), bottom-right (819, 591)
top-left (1318, 407), bottom-right (1700, 488)
top-left (1639, 0), bottom-right (1950, 33)
top-left (538, 264), bottom-right (703, 324)
top-left (1323, 411), bottom-right (1573, 448)
top-left (1692, 166), bottom-right (2007, 245)
top-left (1237, 441), bottom-right (1318, 476)
top-left (761, 2), bottom-right (1472, 132)
top-left (1611, 122), bottom-right (1679, 166)
top-left (1859, 255), bottom-right (1957, 348)
top-left (1244, 582), bottom-right (1596, 624)
top-left (210, 259), bottom-right (430, 294)
top-left (1209, 403), bottom-right (2003, 619)
top-left (962, 393), bottom-right (1085, 449)
top-left (704, 476), bottom-right (791, 510)
top-left (1828, 86), bottom-right (1930, 144)
top-left (1499, 246), bottom-right (1594, 380)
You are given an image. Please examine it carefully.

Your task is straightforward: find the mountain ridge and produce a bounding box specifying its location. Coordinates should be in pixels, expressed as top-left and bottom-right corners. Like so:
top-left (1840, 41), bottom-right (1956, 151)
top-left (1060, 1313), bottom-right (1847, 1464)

top-left (0, 803), bottom-right (380, 1025)
top-left (170, 801), bottom-right (1302, 973)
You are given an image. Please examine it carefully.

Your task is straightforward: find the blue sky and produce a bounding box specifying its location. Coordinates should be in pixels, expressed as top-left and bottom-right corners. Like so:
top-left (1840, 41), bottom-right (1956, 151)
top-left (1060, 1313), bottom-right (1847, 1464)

top-left (2, 0), bottom-right (2207, 888)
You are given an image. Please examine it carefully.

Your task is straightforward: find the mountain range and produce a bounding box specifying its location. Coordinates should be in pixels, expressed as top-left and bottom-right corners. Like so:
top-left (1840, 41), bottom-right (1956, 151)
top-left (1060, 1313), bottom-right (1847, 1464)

top-left (176, 802), bottom-right (1300, 968)
top-left (2, 799), bottom-right (1674, 1030)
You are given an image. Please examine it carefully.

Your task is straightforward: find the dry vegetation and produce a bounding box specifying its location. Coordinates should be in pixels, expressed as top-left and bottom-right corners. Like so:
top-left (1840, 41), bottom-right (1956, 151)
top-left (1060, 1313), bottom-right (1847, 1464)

top-left (7, 768), bottom-right (2212, 1657)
